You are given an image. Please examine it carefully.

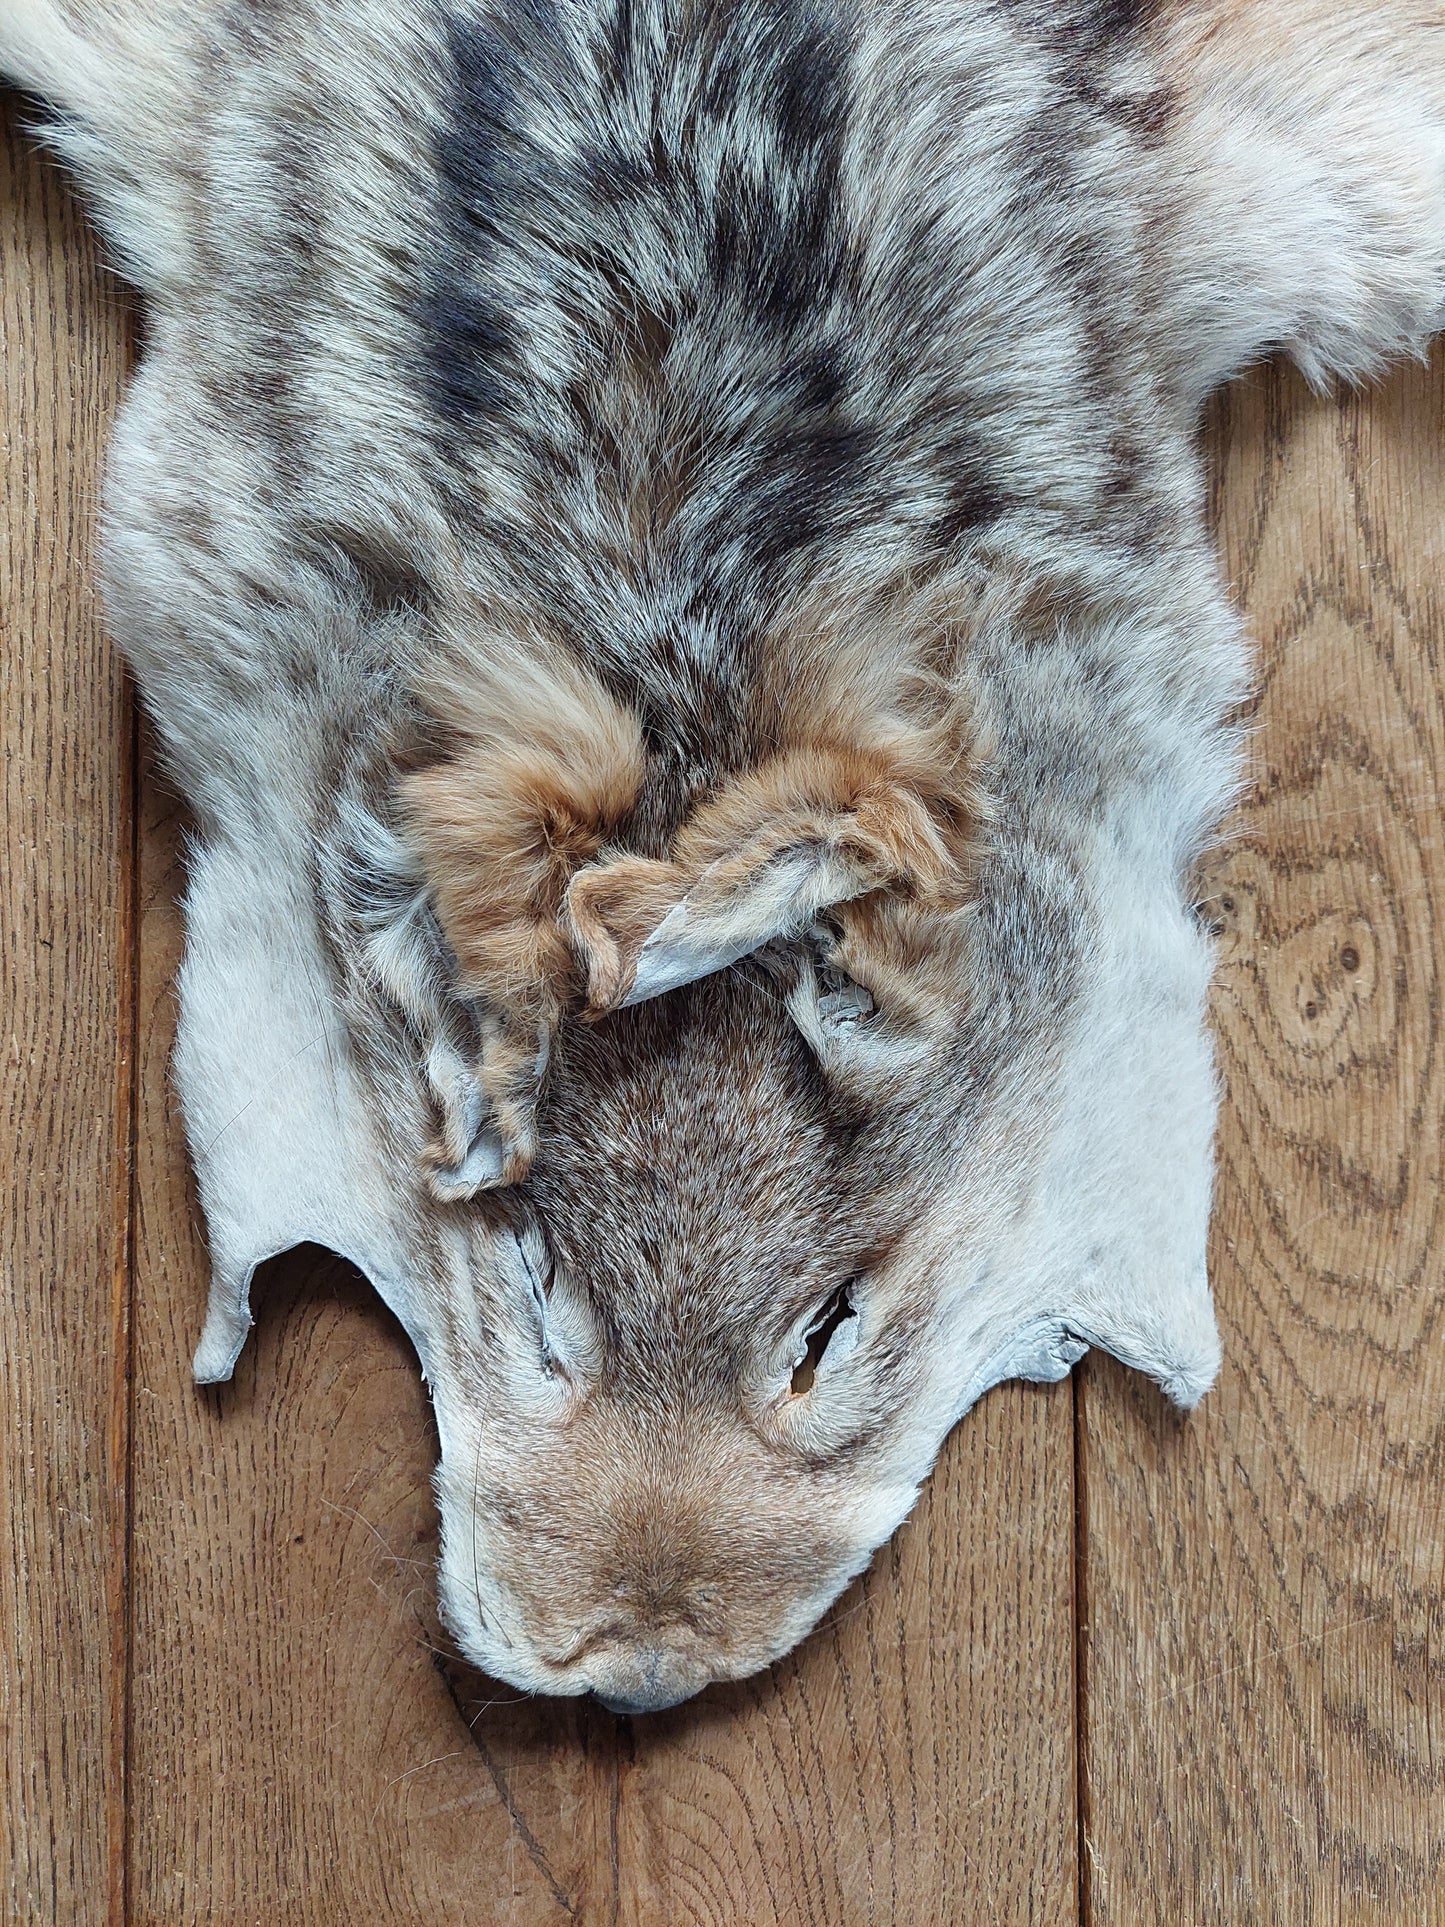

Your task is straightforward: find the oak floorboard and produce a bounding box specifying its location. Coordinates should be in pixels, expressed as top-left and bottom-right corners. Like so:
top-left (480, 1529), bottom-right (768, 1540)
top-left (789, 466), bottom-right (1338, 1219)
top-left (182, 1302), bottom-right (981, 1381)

top-left (0, 95), bottom-right (134, 1927)
top-left (615, 1380), bottom-right (1077, 1927)
top-left (1079, 354), bottom-right (1445, 1925)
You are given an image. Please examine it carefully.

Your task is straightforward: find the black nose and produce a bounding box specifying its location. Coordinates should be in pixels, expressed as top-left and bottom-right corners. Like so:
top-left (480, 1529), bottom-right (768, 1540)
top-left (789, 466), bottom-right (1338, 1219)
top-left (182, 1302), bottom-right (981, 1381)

top-left (594, 1686), bottom-right (692, 1716)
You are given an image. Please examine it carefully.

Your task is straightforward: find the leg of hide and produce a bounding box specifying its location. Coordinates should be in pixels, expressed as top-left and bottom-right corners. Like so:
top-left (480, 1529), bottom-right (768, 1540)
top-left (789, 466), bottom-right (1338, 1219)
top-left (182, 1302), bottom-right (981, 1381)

top-left (1150, 0), bottom-right (1445, 401)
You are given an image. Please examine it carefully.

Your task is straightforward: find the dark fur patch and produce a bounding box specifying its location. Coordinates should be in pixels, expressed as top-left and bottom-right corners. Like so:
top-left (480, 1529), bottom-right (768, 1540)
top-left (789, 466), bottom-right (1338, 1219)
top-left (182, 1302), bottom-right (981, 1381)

top-left (422, 5), bottom-right (561, 431)
top-left (423, 0), bottom-right (853, 430)
top-left (935, 472), bottom-right (1011, 552)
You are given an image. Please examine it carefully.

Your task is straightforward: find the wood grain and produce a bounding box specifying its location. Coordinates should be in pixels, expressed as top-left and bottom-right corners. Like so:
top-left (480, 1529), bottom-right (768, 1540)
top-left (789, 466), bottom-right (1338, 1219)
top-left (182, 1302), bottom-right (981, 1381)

top-left (0, 98), bottom-right (134, 1927)
top-left (1078, 353), bottom-right (1445, 1924)
top-left (615, 1381), bottom-right (1077, 1927)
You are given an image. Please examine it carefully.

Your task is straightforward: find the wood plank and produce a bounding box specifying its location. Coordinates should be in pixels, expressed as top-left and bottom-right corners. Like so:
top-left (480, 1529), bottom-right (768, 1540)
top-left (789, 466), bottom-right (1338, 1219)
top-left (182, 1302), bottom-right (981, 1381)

top-left (125, 785), bottom-right (620, 1923)
top-left (616, 1380), bottom-right (1078, 1927)
top-left (1079, 352), bottom-right (1445, 1922)
top-left (0, 95), bottom-right (134, 1927)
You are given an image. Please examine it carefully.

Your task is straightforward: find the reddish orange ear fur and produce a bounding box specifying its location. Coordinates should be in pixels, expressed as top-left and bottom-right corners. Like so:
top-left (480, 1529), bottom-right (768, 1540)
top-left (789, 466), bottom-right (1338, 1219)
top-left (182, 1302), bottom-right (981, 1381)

top-left (401, 632), bottom-right (981, 1180)
top-left (684, 736), bottom-right (977, 896)
top-left (564, 855), bottom-right (685, 1013)
top-left (401, 673), bottom-right (645, 1015)
top-left (566, 733), bottom-right (983, 1014)
top-left (400, 653), bottom-right (645, 1186)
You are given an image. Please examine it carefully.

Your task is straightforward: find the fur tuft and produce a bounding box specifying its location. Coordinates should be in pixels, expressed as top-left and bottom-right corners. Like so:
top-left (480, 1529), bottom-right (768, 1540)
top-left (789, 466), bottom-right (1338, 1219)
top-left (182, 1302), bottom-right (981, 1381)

top-left (402, 650), bottom-right (645, 1012)
top-left (567, 733), bottom-right (983, 1015)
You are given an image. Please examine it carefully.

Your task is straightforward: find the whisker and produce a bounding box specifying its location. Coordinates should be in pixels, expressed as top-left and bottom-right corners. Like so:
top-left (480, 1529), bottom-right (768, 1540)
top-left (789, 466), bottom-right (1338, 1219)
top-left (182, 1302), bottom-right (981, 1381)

top-left (370, 1750), bottom-right (468, 1823)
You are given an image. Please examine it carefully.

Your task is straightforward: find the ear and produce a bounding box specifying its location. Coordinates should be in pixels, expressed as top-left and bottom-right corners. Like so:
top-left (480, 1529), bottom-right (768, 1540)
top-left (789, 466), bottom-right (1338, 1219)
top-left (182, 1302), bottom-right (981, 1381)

top-left (782, 891), bottom-right (977, 1074)
top-left (401, 651), bottom-right (645, 1007)
top-left (315, 792), bottom-right (542, 1200)
top-left (566, 735), bottom-right (982, 1014)
top-left (399, 650), bottom-right (645, 1183)
top-left (420, 1003), bottom-right (553, 1197)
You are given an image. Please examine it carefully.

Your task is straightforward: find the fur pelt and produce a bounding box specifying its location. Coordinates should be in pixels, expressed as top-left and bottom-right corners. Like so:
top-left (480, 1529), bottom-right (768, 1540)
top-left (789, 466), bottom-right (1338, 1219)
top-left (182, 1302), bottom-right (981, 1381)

top-left (4, 0), bottom-right (1441, 1709)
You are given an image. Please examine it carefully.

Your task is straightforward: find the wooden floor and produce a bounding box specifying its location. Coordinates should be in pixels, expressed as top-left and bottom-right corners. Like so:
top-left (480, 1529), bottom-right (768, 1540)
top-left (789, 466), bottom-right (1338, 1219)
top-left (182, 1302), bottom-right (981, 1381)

top-left (4, 94), bottom-right (1444, 1927)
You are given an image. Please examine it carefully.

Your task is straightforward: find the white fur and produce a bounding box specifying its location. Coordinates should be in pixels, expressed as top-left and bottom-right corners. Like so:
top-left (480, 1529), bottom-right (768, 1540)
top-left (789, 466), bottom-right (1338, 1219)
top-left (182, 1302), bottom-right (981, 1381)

top-left (177, 829), bottom-right (434, 1385)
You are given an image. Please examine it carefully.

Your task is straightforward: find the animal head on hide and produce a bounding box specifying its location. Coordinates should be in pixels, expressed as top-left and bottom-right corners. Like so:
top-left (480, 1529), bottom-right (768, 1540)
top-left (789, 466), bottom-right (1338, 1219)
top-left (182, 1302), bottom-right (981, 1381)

top-left (171, 568), bottom-right (1229, 1712)
top-left (351, 618), bottom-right (1223, 1708)
top-left (181, 733), bottom-right (1225, 1713)
top-left (363, 628), bottom-right (1016, 1700)
top-left (426, 964), bottom-right (994, 1707)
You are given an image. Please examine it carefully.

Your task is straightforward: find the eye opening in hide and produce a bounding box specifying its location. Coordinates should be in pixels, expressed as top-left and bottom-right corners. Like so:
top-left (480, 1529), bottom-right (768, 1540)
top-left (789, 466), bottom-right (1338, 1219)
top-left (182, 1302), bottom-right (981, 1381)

top-left (514, 1223), bottom-right (565, 1375)
top-left (790, 1281), bottom-right (859, 1397)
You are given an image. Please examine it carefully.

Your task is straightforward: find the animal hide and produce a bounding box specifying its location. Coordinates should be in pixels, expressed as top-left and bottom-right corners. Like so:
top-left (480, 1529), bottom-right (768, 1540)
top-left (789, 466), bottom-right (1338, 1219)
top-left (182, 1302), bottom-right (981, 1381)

top-left (4, 0), bottom-right (1441, 1710)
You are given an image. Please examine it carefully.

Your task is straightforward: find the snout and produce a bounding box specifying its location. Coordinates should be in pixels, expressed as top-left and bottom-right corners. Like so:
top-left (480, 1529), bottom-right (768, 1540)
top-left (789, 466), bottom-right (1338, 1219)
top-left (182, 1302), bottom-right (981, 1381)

top-left (586, 1642), bottom-right (712, 1716)
top-left (595, 1687), bottom-right (691, 1716)
top-left (432, 1426), bottom-right (882, 1705)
